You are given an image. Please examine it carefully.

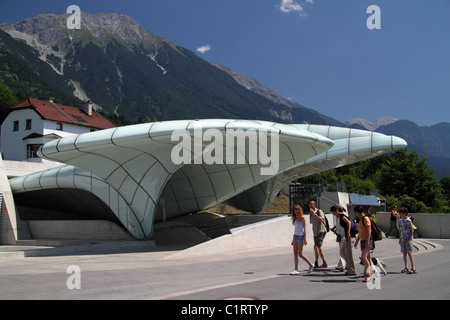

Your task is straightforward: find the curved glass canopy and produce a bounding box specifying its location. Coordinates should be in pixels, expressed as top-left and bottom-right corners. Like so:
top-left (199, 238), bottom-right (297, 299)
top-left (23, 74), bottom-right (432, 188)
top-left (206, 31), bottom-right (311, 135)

top-left (9, 120), bottom-right (407, 240)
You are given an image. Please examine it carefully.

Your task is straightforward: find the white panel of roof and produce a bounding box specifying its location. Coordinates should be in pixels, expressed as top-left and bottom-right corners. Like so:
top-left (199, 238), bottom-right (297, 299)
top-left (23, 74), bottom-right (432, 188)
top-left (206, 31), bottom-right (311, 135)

top-left (139, 162), bottom-right (168, 198)
top-left (13, 120), bottom-right (342, 239)
top-left (92, 177), bottom-right (110, 205)
top-left (122, 154), bottom-right (158, 182)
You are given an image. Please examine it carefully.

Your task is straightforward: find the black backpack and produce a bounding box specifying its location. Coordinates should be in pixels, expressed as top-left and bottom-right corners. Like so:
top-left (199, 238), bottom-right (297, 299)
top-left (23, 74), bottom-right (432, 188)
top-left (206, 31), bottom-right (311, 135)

top-left (316, 210), bottom-right (330, 233)
top-left (363, 217), bottom-right (383, 241)
top-left (350, 220), bottom-right (359, 238)
top-left (323, 216), bottom-right (330, 232)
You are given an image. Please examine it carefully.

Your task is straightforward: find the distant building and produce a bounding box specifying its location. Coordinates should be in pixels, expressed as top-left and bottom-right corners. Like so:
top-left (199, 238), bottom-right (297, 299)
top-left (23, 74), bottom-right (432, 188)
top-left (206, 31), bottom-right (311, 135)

top-left (0, 98), bottom-right (115, 162)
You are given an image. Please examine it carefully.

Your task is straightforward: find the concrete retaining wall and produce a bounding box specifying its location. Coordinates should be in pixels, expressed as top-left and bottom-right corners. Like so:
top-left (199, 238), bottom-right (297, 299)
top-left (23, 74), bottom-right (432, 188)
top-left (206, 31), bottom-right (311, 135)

top-left (166, 214), bottom-right (336, 259)
top-left (1, 156), bottom-right (33, 244)
top-left (224, 214), bottom-right (286, 229)
top-left (151, 221), bottom-right (211, 245)
top-left (376, 212), bottom-right (450, 239)
top-left (3, 160), bottom-right (62, 178)
top-left (27, 220), bottom-right (134, 241)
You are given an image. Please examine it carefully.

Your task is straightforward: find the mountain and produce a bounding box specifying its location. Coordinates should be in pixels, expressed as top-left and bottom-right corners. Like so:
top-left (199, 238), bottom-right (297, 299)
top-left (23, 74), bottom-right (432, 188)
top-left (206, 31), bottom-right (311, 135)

top-left (1, 12), bottom-right (447, 178)
top-left (345, 117), bottom-right (450, 179)
top-left (0, 12), bottom-right (339, 125)
top-left (346, 117), bottom-right (399, 131)
top-left (376, 120), bottom-right (450, 179)
top-left (0, 25), bottom-right (81, 109)
top-left (212, 62), bottom-right (343, 126)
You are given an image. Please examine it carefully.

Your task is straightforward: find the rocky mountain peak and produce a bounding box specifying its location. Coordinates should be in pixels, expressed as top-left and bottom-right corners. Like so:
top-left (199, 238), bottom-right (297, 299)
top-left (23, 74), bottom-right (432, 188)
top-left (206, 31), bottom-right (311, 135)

top-left (346, 116), bottom-right (399, 131)
top-left (212, 62), bottom-right (343, 126)
top-left (2, 12), bottom-right (172, 55)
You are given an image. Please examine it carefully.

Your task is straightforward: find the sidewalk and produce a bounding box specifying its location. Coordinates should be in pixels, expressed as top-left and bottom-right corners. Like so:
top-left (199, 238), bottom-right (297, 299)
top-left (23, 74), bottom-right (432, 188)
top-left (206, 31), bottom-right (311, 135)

top-left (0, 237), bottom-right (445, 300)
top-left (0, 213), bottom-right (440, 261)
top-left (0, 215), bottom-right (446, 300)
top-left (0, 240), bottom-right (158, 260)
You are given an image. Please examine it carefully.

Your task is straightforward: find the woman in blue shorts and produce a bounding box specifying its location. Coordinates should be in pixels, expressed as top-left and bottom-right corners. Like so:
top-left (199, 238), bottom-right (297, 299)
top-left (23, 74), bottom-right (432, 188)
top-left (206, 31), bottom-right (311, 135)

top-left (290, 205), bottom-right (314, 275)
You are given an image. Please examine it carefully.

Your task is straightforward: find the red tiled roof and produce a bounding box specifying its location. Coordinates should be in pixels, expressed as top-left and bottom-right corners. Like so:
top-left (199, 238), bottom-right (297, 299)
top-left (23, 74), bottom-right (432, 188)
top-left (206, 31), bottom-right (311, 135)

top-left (11, 98), bottom-right (116, 130)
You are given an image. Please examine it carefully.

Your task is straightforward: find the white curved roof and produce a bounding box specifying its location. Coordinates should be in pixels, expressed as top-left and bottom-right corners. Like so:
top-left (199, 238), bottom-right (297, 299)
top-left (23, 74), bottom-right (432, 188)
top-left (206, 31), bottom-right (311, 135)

top-left (224, 124), bottom-right (408, 212)
top-left (9, 120), bottom-right (407, 240)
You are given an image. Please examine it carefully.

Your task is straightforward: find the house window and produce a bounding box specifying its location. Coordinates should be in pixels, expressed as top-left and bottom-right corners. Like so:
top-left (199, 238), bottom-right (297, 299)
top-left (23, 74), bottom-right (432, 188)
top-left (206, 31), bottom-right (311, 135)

top-left (56, 122), bottom-right (63, 131)
top-left (26, 144), bottom-right (43, 159)
top-left (26, 119), bottom-right (32, 130)
top-left (13, 121), bottom-right (19, 132)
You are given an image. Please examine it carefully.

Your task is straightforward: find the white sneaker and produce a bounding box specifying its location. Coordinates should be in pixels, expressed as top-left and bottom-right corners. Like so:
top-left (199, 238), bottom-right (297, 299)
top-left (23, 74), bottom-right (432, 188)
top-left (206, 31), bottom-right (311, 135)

top-left (290, 270), bottom-right (300, 275)
top-left (308, 265), bottom-right (314, 273)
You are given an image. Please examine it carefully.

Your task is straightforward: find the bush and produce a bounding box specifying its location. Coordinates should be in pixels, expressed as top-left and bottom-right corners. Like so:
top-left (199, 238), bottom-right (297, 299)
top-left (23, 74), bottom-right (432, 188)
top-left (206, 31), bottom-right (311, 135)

top-left (385, 195), bottom-right (431, 213)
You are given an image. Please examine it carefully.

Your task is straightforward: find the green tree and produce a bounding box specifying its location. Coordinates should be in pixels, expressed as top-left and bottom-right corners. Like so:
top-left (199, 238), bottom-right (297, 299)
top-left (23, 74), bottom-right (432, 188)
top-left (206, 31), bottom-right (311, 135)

top-left (385, 195), bottom-right (431, 213)
top-left (301, 150), bottom-right (449, 213)
top-left (300, 170), bottom-right (339, 191)
top-left (375, 150), bottom-right (445, 211)
top-left (340, 174), bottom-right (377, 195)
top-left (440, 177), bottom-right (450, 201)
top-left (0, 83), bottom-right (18, 116)
top-left (337, 154), bottom-right (389, 180)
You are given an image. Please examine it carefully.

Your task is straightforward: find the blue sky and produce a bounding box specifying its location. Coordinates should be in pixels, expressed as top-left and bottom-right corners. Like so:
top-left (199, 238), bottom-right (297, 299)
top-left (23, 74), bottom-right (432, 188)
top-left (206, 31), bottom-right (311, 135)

top-left (1, 0), bottom-right (449, 126)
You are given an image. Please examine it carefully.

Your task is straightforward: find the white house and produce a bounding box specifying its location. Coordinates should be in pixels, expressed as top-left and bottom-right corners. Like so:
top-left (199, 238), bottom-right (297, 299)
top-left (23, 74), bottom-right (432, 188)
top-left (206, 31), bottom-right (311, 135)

top-left (0, 98), bottom-right (115, 163)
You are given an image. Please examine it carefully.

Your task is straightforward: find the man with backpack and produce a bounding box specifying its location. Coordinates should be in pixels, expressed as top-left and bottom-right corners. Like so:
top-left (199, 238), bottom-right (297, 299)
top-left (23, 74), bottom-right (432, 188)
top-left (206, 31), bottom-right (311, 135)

top-left (309, 200), bottom-right (328, 269)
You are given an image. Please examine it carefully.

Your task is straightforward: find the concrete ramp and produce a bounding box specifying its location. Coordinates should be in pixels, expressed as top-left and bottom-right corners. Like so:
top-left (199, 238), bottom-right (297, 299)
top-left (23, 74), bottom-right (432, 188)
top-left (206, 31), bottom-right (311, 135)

top-left (165, 214), bottom-right (336, 259)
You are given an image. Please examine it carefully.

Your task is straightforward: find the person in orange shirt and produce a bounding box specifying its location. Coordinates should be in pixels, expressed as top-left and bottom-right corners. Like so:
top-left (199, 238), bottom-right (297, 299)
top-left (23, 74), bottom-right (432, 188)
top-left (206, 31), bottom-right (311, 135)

top-left (353, 205), bottom-right (375, 283)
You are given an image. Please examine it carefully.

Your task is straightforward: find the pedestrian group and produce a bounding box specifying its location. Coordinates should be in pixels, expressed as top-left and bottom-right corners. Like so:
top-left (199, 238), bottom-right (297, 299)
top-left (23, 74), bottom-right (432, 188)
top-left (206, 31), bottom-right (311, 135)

top-left (290, 201), bottom-right (417, 280)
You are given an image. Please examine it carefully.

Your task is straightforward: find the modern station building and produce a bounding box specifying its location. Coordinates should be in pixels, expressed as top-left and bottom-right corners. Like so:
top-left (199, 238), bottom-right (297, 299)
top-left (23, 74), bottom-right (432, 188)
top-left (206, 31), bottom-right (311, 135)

top-left (1, 110), bottom-right (407, 244)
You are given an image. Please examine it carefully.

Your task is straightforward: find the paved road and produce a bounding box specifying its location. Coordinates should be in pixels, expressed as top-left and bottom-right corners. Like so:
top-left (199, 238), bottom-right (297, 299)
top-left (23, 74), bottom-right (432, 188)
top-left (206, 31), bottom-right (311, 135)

top-left (0, 238), bottom-right (448, 301)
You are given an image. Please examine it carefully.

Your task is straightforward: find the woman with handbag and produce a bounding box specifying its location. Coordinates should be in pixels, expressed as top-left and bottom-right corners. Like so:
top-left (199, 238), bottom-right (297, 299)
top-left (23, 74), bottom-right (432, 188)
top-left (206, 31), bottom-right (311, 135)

top-left (331, 205), bottom-right (356, 276)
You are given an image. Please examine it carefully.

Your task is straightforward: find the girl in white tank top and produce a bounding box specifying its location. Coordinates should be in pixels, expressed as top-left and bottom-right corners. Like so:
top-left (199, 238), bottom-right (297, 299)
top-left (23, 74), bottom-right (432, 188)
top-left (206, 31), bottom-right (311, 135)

top-left (294, 219), bottom-right (305, 237)
top-left (290, 205), bottom-right (314, 275)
